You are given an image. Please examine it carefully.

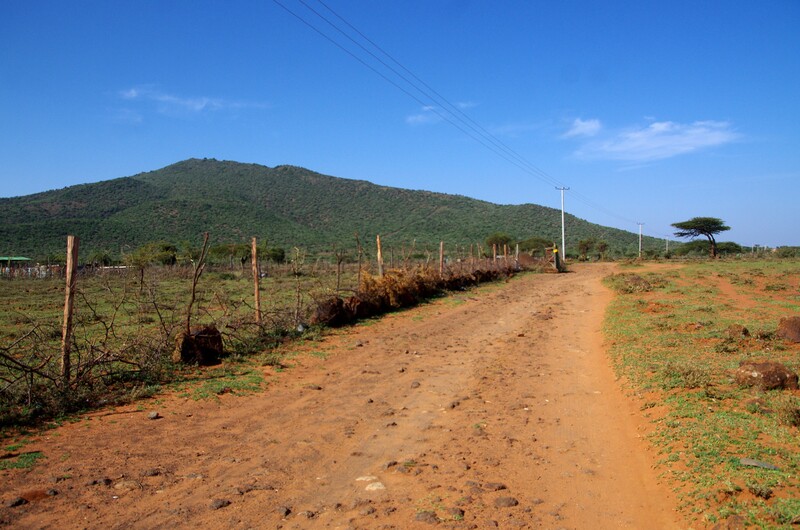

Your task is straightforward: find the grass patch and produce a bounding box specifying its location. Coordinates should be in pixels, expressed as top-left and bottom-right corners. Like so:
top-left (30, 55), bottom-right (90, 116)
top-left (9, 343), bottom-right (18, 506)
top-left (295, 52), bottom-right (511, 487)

top-left (0, 451), bottom-right (44, 470)
top-left (604, 260), bottom-right (800, 526)
top-left (188, 368), bottom-right (264, 400)
top-left (604, 272), bottom-right (669, 294)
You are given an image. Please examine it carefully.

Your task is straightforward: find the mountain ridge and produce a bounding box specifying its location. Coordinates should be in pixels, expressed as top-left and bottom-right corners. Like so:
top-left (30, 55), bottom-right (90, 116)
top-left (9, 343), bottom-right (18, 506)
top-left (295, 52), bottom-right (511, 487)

top-left (0, 158), bottom-right (658, 260)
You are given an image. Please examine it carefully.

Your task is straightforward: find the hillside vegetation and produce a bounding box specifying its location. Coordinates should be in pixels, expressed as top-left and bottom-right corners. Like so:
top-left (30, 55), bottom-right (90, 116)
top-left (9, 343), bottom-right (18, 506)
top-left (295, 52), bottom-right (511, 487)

top-left (0, 158), bottom-right (661, 260)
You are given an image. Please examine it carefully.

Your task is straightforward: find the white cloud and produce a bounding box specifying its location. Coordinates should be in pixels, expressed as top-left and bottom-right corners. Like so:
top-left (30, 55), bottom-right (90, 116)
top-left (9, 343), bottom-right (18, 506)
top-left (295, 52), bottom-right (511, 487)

top-left (118, 86), bottom-right (268, 115)
top-left (562, 118), bottom-right (602, 138)
top-left (574, 120), bottom-right (739, 162)
top-left (406, 106), bottom-right (442, 125)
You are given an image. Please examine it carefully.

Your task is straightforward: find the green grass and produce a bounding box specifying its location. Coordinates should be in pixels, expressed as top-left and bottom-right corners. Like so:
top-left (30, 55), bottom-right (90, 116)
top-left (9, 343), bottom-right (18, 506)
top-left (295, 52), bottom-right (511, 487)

top-left (188, 368), bottom-right (266, 400)
top-left (604, 259), bottom-right (800, 527)
top-left (0, 451), bottom-right (44, 470)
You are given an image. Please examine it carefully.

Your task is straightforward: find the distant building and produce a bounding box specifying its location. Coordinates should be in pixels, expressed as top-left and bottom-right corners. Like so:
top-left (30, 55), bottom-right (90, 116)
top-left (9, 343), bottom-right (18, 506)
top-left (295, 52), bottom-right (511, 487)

top-left (1, 256), bottom-right (33, 278)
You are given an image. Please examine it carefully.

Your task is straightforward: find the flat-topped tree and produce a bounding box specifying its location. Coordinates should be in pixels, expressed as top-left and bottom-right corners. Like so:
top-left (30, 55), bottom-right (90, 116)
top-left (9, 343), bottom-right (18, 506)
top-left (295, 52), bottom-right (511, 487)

top-left (672, 217), bottom-right (730, 258)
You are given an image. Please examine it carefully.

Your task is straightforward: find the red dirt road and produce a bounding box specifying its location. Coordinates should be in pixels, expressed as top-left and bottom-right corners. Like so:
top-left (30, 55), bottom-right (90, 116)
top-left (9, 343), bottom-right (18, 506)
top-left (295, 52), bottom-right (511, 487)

top-left (1, 264), bottom-right (680, 529)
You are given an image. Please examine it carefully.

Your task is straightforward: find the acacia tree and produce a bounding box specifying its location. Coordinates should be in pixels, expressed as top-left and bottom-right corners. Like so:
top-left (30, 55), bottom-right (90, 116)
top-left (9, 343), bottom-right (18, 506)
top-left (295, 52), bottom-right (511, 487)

top-left (577, 238), bottom-right (595, 261)
top-left (671, 217), bottom-right (730, 258)
top-left (596, 240), bottom-right (609, 261)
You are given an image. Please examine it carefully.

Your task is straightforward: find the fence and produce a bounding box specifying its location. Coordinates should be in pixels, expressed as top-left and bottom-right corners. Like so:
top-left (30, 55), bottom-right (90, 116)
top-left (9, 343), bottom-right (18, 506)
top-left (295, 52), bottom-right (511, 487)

top-left (0, 234), bottom-right (551, 425)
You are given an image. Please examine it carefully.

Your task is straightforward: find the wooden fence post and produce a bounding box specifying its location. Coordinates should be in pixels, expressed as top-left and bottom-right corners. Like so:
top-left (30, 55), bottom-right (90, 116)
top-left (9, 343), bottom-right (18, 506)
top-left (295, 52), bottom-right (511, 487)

top-left (376, 234), bottom-right (384, 277)
top-left (251, 237), bottom-right (261, 324)
top-left (60, 235), bottom-right (79, 385)
top-left (354, 233), bottom-right (363, 293)
top-left (439, 241), bottom-right (445, 277)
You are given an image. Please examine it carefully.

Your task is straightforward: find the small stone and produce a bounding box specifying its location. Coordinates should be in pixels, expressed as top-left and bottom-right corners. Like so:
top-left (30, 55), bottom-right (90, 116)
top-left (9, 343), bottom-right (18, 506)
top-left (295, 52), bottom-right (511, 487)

top-left (365, 482), bottom-right (386, 491)
top-left (210, 499), bottom-right (231, 510)
top-left (354, 341), bottom-right (364, 347)
top-left (349, 498), bottom-right (372, 510)
top-left (359, 506), bottom-right (376, 515)
top-left (7, 497), bottom-right (28, 507)
top-left (735, 361), bottom-right (798, 390)
top-left (305, 385), bottom-right (323, 391)
top-left (415, 510), bottom-right (439, 524)
top-left (712, 514), bottom-right (747, 530)
top-left (113, 480), bottom-right (141, 492)
top-left (494, 496), bottom-right (519, 507)
top-left (147, 412), bottom-right (161, 420)
top-left (142, 468), bottom-right (161, 477)
top-left (277, 506), bottom-right (292, 517)
top-left (455, 495), bottom-right (473, 506)
top-left (448, 401), bottom-right (460, 409)
top-left (449, 507), bottom-right (465, 518)
top-left (411, 381), bottom-right (421, 389)
top-left (484, 482), bottom-right (507, 491)
top-left (777, 316), bottom-right (800, 343)
top-left (383, 460), bottom-right (398, 469)
top-left (46, 489), bottom-right (59, 496)
top-left (739, 458), bottom-right (780, 470)
top-left (726, 324), bottom-right (750, 339)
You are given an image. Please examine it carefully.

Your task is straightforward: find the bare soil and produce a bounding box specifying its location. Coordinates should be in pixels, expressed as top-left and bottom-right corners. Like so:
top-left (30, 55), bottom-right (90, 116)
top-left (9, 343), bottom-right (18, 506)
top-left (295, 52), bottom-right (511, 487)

top-left (1, 263), bottom-right (681, 529)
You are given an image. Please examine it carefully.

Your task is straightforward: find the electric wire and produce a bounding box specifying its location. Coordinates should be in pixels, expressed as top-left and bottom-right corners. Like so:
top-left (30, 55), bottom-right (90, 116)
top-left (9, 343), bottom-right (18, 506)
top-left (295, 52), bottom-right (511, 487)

top-left (272, 0), bottom-right (571, 186)
top-left (273, 0), bottom-right (670, 240)
top-left (275, 0), bottom-right (565, 189)
top-left (311, 0), bottom-right (564, 189)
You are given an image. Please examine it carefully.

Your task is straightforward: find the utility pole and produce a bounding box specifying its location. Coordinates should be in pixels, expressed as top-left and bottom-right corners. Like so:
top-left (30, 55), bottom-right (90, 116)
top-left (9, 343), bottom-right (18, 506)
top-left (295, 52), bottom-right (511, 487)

top-left (637, 222), bottom-right (644, 258)
top-left (556, 187), bottom-right (569, 259)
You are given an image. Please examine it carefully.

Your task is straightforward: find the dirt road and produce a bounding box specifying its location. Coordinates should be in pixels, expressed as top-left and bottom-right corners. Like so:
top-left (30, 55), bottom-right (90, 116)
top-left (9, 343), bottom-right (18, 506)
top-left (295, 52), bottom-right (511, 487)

top-left (1, 263), bottom-right (680, 529)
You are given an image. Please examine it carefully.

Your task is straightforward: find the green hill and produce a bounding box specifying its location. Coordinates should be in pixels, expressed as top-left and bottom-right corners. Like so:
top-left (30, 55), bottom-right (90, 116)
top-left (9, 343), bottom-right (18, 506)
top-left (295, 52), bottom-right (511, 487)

top-left (0, 158), bottom-right (663, 260)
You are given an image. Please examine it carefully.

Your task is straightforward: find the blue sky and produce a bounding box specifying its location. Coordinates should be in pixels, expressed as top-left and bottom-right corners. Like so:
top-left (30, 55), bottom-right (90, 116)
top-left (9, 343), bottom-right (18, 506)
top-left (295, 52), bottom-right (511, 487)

top-left (2, 1), bottom-right (798, 246)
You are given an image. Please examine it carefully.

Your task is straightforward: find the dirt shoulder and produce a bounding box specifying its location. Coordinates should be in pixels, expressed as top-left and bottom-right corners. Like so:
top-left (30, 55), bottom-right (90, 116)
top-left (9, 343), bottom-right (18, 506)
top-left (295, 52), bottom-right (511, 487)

top-left (1, 263), bottom-right (680, 529)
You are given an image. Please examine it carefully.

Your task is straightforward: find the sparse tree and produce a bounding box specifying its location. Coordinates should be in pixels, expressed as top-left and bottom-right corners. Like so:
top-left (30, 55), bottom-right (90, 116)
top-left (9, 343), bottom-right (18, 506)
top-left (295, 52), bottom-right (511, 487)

top-left (671, 217), bottom-right (731, 258)
top-left (577, 238), bottom-right (595, 261)
top-left (596, 240), bottom-right (609, 260)
top-left (485, 233), bottom-right (513, 257)
top-left (518, 236), bottom-right (553, 257)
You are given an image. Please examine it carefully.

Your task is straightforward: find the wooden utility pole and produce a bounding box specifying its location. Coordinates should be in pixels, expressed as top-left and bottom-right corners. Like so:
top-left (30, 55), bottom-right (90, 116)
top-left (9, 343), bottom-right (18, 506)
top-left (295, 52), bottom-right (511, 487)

top-left (60, 235), bottom-right (79, 384)
top-left (251, 237), bottom-right (261, 324)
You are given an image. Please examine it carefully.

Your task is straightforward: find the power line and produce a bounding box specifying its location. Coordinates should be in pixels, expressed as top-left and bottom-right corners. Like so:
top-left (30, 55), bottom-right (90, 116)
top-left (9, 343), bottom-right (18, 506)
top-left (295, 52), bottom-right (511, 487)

top-left (273, 0), bottom-right (565, 189)
top-left (312, 0), bottom-right (565, 189)
top-left (272, 0), bottom-right (669, 240)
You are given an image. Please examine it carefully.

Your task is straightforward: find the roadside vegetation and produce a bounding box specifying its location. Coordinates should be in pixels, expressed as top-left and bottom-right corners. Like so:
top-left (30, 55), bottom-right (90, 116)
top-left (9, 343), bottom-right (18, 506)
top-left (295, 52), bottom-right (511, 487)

top-left (604, 260), bottom-right (800, 527)
top-left (0, 255), bottom-right (528, 432)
